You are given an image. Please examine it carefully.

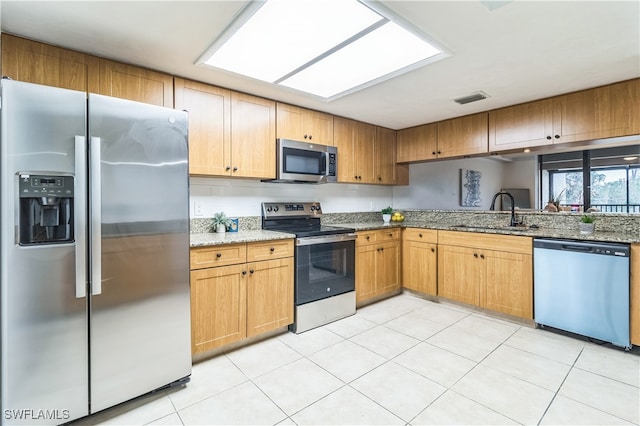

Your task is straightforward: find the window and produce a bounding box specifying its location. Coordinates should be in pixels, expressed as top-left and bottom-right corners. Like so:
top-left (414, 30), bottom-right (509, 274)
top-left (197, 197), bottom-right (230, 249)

top-left (539, 145), bottom-right (640, 213)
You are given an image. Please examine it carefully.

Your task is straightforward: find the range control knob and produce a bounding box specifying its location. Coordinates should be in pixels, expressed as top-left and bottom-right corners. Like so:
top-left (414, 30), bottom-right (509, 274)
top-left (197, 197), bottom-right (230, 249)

top-left (273, 206), bottom-right (279, 212)
top-left (266, 206), bottom-right (273, 212)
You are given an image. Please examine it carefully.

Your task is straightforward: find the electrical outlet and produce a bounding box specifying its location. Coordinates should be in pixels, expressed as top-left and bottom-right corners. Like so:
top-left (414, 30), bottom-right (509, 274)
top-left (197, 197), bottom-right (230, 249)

top-left (194, 202), bottom-right (203, 217)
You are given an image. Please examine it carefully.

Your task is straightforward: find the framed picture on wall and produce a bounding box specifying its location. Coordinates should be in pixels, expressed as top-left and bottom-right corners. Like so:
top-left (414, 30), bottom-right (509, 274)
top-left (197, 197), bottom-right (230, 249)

top-left (460, 169), bottom-right (482, 207)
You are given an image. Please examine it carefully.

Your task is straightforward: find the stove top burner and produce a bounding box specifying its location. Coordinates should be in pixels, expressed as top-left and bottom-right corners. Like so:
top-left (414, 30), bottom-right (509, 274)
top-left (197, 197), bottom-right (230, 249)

top-left (261, 202), bottom-right (355, 238)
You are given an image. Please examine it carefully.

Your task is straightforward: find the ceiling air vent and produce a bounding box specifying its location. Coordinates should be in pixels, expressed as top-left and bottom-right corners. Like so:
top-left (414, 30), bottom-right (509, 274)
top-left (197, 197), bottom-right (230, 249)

top-left (454, 91), bottom-right (490, 105)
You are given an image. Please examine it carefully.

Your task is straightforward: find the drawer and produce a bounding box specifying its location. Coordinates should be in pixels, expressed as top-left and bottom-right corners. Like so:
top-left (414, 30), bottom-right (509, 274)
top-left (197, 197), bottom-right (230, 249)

top-left (190, 244), bottom-right (247, 270)
top-left (403, 228), bottom-right (437, 243)
top-left (377, 228), bottom-right (401, 241)
top-left (246, 239), bottom-right (294, 262)
top-left (356, 231), bottom-right (378, 246)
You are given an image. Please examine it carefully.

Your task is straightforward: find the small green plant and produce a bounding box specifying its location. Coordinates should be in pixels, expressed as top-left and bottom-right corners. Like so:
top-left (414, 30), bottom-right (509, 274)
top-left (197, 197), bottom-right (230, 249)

top-left (381, 206), bottom-right (393, 214)
top-left (212, 211), bottom-right (232, 229)
top-left (580, 215), bottom-right (595, 224)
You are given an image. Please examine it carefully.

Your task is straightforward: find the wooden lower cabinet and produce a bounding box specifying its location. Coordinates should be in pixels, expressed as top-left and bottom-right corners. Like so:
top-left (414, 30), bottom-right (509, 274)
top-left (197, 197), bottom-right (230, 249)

top-left (402, 229), bottom-right (437, 296)
top-left (190, 240), bottom-right (294, 354)
top-left (437, 231), bottom-right (533, 319)
top-left (631, 244), bottom-right (640, 346)
top-left (246, 258), bottom-right (294, 338)
top-left (356, 229), bottom-right (401, 305)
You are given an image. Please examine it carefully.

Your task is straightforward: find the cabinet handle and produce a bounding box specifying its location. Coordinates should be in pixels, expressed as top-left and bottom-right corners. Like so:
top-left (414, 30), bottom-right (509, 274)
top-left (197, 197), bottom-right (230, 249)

top-left (431, 248), bottom-right (435, 252)
top-left (304, 134), bottom-right (309, 139)
top-left (388, 233), bottom-right (393, 237)
top-left (378, 176), bottom-right (382, 181)
top-left (546, 136), bottom-right (552, 140)
top-left (233, 166), bottom-right (238, 172)
top-left (554, 135), bottom-right (560, 139)
top-left (419, 233), bottom-right (423, 237)
top-left (242, 270), bottom-right (247, 276)
top-left (250, 269), bottom-right (255, 274)
top-left (474, 253), bottom-right (478, 258)
top-left (366, 236), bottom-right (370, 240)
top-left (437, 151), bottom-right (441, 154)
top-left (432, 151), bottom-right (436, 155)
top-left (480, 254), bottom-right (485, 259)
top-left (270, 247), bottom-right (275, 252)
top-left (216, 253), bottom-right (222, 258)
top-left (225, 166), bottom-right (231, 171)
top-left (309, 135), bottom-right (313, 140)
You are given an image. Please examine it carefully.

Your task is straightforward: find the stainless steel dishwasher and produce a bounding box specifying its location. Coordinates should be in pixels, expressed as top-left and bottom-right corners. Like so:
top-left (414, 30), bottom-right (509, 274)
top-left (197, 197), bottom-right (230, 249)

top-left (533, 238), bottom-right (631, 349)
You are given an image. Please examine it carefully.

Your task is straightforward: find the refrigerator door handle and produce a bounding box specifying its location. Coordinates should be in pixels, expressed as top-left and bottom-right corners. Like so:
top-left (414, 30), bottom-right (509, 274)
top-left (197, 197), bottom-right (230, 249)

top-left (90, 136), bottom-right (102, 296)
top-left (75, 135), bottom-right (87, 298)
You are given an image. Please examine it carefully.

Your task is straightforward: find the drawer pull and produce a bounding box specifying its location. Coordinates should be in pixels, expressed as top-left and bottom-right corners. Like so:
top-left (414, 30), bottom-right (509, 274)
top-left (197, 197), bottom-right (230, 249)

top-left (249, 269), bottom-right (255, 274)
top-left (242, 270), bottom-right (247, 276)
top-left (419, 233), bottom-right (423, 238)
top-left (270, 247), bottom-right (275, 252)
top-left (388, 233), bottom-right (393, 237)
top-left (216, 253), bottom-right (222, 258)
top-left (366, 236), bottom-right (370, 240)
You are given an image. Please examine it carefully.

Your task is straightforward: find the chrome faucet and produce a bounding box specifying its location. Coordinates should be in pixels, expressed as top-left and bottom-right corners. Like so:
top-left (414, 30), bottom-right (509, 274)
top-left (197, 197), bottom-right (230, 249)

top-left (490, 191), bottom-right (518, 227)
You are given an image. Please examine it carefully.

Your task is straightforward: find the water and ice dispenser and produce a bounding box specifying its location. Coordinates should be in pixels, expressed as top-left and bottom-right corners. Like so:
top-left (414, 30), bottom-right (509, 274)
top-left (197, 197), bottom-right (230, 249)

top-left (18, 173), bottom-right (74, 245)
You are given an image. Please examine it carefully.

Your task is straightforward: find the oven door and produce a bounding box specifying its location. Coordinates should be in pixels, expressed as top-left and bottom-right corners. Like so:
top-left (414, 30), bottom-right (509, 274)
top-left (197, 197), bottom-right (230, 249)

top-left (295, 234), bottom-right (355, 305)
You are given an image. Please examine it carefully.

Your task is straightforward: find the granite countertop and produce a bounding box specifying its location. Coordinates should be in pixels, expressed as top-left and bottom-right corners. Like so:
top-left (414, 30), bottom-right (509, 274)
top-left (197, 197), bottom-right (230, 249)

top-left (190, 230), bottom-right (295, 247)
top-left (334, 221), bottom-right (638, 244)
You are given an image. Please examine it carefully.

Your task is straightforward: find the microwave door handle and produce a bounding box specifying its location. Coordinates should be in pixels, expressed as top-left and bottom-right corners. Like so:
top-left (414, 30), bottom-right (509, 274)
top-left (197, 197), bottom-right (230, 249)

top-left (321, 152), bottom-right (328, 174)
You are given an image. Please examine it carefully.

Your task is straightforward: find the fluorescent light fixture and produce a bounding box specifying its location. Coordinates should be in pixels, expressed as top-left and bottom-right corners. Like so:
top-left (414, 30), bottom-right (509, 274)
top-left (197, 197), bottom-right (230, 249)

top-left (623, 156), bottom-right (638, 161)
top-left (199, 0), bottom-right (446, 100)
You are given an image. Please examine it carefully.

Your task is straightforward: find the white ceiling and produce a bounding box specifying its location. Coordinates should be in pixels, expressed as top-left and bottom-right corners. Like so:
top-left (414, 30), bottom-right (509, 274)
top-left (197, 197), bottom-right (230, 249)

top-left (1, 1), bottom-right (639, 130)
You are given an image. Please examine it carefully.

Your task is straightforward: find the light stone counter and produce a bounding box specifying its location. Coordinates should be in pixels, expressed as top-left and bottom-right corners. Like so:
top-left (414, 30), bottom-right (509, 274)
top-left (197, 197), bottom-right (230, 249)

top-left (190, 230), bottom-right (295, 247)
top-left (333, 221), bottom-right (638, 244)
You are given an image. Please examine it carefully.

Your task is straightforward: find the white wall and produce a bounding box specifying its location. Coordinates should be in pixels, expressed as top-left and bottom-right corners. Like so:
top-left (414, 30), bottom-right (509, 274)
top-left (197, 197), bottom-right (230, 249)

top-left (190, 156), bottom-right (539, 217)
top-left (392, 157), bottom-right (507, 210)
top-left (190, 178), bottom-right (393, 217)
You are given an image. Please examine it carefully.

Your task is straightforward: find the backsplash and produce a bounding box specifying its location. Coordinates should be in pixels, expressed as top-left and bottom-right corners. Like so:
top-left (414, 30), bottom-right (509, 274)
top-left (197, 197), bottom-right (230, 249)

top-left (191, 210), bottom-right (640, 236)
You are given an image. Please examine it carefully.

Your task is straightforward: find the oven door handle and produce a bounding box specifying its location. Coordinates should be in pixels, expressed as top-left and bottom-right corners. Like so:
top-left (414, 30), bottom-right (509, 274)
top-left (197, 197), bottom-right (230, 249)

top-left (296, 233), bottom-right (357, 246)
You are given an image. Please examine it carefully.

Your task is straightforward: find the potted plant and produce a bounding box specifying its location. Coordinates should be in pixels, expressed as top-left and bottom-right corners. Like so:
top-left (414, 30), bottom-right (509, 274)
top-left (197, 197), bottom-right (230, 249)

top-left (212, 212), bottom-right (232, 233)
top-left (579, 215), bottom-right (595, 235)
top-left (381, 206), bottom-right (393, 224)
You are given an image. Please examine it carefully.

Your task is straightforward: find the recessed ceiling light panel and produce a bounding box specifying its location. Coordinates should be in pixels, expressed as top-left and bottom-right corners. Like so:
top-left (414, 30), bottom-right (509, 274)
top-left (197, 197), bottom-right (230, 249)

top-left (199, 0), bottom-right (448, 100)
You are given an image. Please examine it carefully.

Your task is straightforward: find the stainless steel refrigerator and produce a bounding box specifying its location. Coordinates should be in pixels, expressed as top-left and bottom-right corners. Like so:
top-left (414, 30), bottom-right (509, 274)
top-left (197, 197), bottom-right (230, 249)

top-left (0, 80), bottom-right (191, 424)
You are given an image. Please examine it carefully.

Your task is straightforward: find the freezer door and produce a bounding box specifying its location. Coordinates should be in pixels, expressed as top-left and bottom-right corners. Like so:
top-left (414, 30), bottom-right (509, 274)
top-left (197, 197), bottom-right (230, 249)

top-left (88, 94), bottom-right (191, 413)
top-left (0, 81), bottom-right (89, 424)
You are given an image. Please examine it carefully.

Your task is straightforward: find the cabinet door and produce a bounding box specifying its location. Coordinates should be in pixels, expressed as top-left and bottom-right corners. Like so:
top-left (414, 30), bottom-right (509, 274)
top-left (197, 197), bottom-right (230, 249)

top-left (629, 244), bottom-right (640, 346)
top-left (231, 92), bottom-right (276, 179)
top-left (306, 109), bottom-right (334, 145)
top-left (488, 98), bottom-right (556, 151)
top-left (333, 117), bottom-right (357, 183)
top-left (89, 58), bottom-right (173, 106)
top-left (1, 34), bottom-right (90, 92)
top-left (437, 113), bottom-right (488, 158)
top-left (354, 121), bottom-right (376, 183)
top-left (377, 241), bottom-right (401, 295)
top-left (483, 251), bottom-right (532, 319)
top-left (190, 264), bottom-right (246, 354)
top-left (246, 258), bottom-right (294, 337)
top-left (374, 127), bottom-right (397, 184)
top-left (397, 123), bottom-right (437, 162)
top-left (437, 245), bottom-right (482, 306)
top-left (174, 78), bottom-right (231, 176)
top-left (559, 79), bottom-right (640, 143)
top-left (356, 244), bottom-right (378, 304)
top-left (403, 240), bottom-right (437, 295)
top-left (276, 103), bottom-right (305, 141)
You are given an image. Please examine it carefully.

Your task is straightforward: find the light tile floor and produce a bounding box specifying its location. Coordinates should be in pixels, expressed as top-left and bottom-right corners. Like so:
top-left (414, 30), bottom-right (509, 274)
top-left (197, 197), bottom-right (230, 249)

top-left (80, 293), bottom-right (640, 425)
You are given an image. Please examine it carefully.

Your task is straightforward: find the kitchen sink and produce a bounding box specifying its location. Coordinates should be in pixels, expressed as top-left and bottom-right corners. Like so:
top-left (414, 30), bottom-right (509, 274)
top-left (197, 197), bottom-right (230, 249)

top-left (452, 224), bottom-right (538, 232)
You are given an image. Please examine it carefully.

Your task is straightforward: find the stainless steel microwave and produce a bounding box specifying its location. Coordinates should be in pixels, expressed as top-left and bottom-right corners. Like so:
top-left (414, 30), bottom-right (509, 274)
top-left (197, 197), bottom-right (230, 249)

top-left (268, 139), bottom-right (337, 183)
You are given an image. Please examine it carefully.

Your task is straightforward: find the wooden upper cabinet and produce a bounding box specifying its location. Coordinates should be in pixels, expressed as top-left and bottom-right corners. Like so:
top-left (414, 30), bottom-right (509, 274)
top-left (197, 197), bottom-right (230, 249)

top-left (276, 103), bottom-right (334, 145)
top-left (333, 117), bottom-right (375, 183)
top-left (489, 98), bottom-right (557, 151)
top-left (397, 123), bottom-right (437, 163)
top-left (375, 127), bottom-right (398, 184)
top-left (174, 78), bottom-right (231, 176)
top-left (437, 112), bottom-right (489, 158)
top-left (1, 33), bottom-right (90, 92)
top-left (488, 79), bottom-right (640, 152)
top-left (89, 58), bottom-right (173, 106)
top-left (231, 92), bottom-right (276, 179)
top-left (559, 79), bottom-right (640, 143)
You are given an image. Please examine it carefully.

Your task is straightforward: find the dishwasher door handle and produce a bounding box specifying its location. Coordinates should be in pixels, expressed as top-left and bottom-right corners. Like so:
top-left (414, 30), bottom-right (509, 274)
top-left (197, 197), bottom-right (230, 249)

top-left (562, 244), bottom-right (593, 252)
